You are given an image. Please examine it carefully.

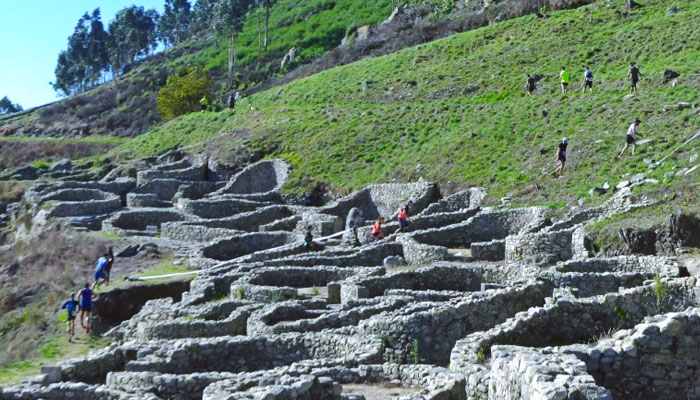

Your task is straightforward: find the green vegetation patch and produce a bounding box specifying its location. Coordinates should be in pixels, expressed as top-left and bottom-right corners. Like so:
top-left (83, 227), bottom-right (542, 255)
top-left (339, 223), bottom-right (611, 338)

top-left (114, 0), bottom-right (700, 205)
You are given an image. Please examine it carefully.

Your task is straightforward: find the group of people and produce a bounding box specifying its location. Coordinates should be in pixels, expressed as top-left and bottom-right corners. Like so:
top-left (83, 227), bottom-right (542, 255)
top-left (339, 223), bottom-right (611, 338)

top-left (529, 63), bottom-right (646, 177)
top-left (306, 200), bottom-right (416, 251)
top-left (200, 92), bottom-right (244, 112)
top-left (527, 63), bottom-right (643, 95)
top-left (59, 248), bottom-right (114, 340)
top-left (371, 201), bottom-right (414, 240)
top-left (554, 118), bottom-right (642, 177)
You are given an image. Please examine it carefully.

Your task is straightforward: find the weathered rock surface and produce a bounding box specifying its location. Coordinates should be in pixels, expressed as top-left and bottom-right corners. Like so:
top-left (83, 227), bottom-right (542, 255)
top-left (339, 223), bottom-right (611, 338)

top-left (3, 156), bottom-right (700, 400)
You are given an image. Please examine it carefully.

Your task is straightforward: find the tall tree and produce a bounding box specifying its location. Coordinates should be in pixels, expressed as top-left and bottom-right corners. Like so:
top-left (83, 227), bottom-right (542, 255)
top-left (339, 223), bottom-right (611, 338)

top-left (52, 9), bottom-right (110, 96)
top-left (214, 0), bottom-right (253, 89)
top-left (0, 97), bottom-right (23, 114)
top-left (263, 0), bottom-right (275, 51)
top-left (189, 0), bottom-right (217, 36)
top-left (87, 9), bottom-right (110, 84)
top-left (158, 0), bottom-right (192, 47)
top-left (108, 6), bottom-right (159, 75)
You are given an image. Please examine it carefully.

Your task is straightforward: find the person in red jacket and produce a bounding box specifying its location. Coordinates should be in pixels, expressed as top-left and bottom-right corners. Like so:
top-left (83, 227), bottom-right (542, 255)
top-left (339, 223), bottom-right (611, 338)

top-left (372, 217), bottom-right (386, 240)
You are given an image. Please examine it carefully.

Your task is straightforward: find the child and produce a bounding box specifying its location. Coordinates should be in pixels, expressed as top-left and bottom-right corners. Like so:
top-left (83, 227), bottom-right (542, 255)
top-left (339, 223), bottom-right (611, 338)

top-left (61, 294), bottom-right (78, 341)
top-left (303, 226), bottom-right (314, 251)
top-left (78, 284), bottom-right (96, 334)
top-left (372, 217), bottom-right (386, 240)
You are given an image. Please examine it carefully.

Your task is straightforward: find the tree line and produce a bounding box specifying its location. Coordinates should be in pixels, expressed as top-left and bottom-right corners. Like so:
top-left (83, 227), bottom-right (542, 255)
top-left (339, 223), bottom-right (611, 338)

top-left (53, 0), bottom-right (276, 97)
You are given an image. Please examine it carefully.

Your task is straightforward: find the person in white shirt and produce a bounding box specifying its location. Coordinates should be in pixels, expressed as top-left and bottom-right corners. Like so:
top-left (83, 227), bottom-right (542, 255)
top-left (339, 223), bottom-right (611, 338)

top-left (618, 119), bottom-right (642, 158)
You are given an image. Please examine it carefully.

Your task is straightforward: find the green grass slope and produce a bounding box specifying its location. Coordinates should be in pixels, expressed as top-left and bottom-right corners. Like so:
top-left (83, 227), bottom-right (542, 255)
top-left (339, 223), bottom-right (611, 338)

top-left (118, 0), bottom-right (700, 204)
top-left (181, 0), bottom-right (393, 73)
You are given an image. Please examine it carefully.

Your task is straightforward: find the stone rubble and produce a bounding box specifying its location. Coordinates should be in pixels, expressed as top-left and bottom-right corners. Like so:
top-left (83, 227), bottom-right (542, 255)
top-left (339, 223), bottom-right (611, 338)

top-left (2, 157), bottom-right (700, 400)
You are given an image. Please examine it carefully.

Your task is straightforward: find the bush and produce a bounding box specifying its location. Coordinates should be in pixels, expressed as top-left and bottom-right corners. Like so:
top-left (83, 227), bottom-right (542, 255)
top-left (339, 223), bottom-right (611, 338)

top-left (156, 66), bottom-right (213, 121)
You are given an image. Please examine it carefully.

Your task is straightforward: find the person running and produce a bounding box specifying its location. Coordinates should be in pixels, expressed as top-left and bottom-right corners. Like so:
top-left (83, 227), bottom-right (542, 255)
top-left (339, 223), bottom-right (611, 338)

top-left (102, 247), bottom-right (114, 286)
top-left (554, 137), bottom-right (568, 176)
top-left (526, 74), bottom-right (537, 95)
top-left (93, 252), bottom-right (109, 289)
top-left (78, 284), bottom-right (96, 333)
top-left (303, 225), bottom-right (314, 251)
top-left (560, 67), bottom-right (571, 94)
top-left (627, 63), bottom-right (642, 92)
top-left (583, 67), bottom-right (594, 93)
top-left (227, 93), bottom-right (236, 110)
top-left (618, 119), bottom-right (642, 158)
top-left (372, 217), bottom-right (386, 240)
top-left (200, 95), bottom-right (209, 112)
top-left (61, 294), bottom-right (79, 342)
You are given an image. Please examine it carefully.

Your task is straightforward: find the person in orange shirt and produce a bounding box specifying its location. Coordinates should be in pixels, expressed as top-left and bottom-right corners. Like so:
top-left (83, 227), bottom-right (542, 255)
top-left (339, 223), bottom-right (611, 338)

top-left (397, 205), bottom-right (409, 232)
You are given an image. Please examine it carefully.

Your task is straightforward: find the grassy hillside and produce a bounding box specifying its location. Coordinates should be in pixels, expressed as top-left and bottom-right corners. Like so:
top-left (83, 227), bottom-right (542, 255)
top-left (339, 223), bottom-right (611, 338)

top-left (117, 0), bottom-right (700, 205)
top-left (115, 0), bottom-right (700, 204)
top-left (181, 0), bottom-right (394, 74)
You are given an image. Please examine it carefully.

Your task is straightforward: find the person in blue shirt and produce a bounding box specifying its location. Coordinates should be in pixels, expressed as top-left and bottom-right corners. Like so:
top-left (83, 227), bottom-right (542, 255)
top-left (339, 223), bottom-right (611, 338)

top-left (61, 294), bottom-right (78, 341)
top-left (93, 249), bottom-right (113, 289)
top-left (78, 284), bottom-right (96, 334)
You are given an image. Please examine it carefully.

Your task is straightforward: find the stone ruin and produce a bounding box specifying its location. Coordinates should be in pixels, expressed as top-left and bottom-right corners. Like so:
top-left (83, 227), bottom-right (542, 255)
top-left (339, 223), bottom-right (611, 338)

top-left (2, 156), bottom-right (700, 400)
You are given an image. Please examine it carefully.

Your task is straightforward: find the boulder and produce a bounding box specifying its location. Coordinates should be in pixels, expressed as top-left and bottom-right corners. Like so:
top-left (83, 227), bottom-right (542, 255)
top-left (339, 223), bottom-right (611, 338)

top-left (50, 159), bottom-right (72, 172)
top-left (663, 69), bottom-right (680, 83)
top-left (383, 256), bottom-right (407, 267)
top-left (116, 244), bottom-right (140, 258)
top-left (10, 166), bottom-right (40, 180)
top-left (630, 173), bottom-right (646, 184)
top-left (589, 187), bottom-right (607, 196)
top-left (616, 181), bottom-right (630, 189)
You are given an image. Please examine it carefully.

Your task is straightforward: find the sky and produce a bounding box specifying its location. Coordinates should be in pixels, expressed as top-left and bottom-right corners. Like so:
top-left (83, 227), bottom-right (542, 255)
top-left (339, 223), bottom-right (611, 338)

top-left (0, 0), bottom-right (165, 109)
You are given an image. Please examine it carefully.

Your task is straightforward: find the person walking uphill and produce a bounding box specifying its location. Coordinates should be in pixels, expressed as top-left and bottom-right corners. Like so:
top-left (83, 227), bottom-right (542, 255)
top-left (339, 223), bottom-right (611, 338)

top-left (78, 284), bottom-right (96, 334)
top-left (93, 250), bottom-right (112, 289)
top-left (583, 67), bottom-right (594, 93)
top-left (627, 63), bottom-right (642, 92)
top-left (103, 247), bottom-right (114, 286)
top-left (618, 119), bottom-right (642, 158)
top-left (61, 294), bottom-right (78, 341)
top-left (526, 74), bottom-right (537, 95)
top-left (560, 67), bottom-right (571, 94)
top-left (554, 137), bottom-right (568, 177)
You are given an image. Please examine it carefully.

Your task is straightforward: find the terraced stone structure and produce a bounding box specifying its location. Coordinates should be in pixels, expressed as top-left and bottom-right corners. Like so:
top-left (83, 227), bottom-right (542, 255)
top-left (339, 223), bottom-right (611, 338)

top-left (3, 158), bottom-right (700, 400)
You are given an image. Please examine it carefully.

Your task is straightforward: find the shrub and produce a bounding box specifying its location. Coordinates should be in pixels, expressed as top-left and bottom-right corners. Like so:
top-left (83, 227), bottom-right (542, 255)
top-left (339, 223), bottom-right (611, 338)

top-left (411, 339), bottom-right (420, 364)
top-left (156, 66), bottom-right (213, 121)
top-left (653, 275), bottom-right (669, 312)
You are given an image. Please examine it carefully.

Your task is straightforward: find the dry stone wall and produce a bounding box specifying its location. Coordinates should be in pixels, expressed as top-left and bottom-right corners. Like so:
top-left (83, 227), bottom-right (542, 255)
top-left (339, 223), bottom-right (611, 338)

top-left (6, 158), bottom-right (700, 400)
